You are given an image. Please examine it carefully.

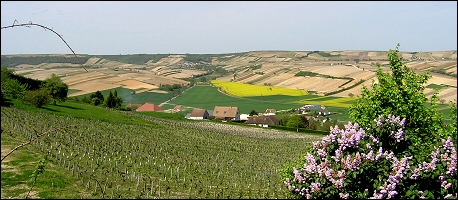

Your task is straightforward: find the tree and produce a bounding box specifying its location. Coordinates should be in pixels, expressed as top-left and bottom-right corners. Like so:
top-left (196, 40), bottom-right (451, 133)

top-left (1, 67), bottom-right (29, 101)
top-left (349, 44), bottom-right (444, 150)
top-left (287, 115), bottom-right (305, 132)
top-left (104, 91), bottom-right (116, 108)
top-left (89, 91), bottom-right (104, 106)
top-left (199, 76), bottom-right (207, 83)
top-left (25, 89), bottom-right (51, 108)
top-left (2, 78), bottom-right (28, 101)
top-left (249, 109), bottom-right (258, 116)
top-left (42, 73), bottom-right (68, 105)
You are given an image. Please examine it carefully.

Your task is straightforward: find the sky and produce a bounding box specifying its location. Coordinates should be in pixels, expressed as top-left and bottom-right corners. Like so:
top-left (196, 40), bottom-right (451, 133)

top-left (1, 1), bottom-right (457, 55)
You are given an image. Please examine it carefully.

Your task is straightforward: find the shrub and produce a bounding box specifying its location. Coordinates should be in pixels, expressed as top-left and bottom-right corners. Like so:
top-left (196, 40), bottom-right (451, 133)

top-left (349, 44), bottom-right (444, 150)
top-left (25, 89), bottom-right (51, 108)
top-left (282, 114), bottom-right (457, 199)
top-left (42, 73), bottom-right (68, 105)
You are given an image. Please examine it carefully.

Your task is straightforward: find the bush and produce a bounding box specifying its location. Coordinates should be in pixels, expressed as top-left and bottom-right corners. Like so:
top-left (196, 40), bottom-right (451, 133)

top-left (25, 89), bottom-right (51, 108)
top-left (42, 73), bottom-right (68, 105)
top-left (2, 78), bottom-right (28, 101)
top-left (282, 114), bottom-right (457, 199)
top-left (349, 44), bottom-right (444, 149)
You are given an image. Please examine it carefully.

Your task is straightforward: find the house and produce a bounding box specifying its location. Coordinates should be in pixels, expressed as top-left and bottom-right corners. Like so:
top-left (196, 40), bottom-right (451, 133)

top-left (207, 110), bottom-right (214, 117)
top-left (301, 104), bottom-right (321, 110)
top-left (125, 103), bottom-right (142, 110)
top-left (213, 106), bottom-right (240, 121)
top-left (245, 115), bottom-right (280, 127)
top-left (318, 106), bottom-right (331, 116)
top-left (240, 114), bottom-right (250, 121)
top-left (173, 105), bottom-right (183, 112)
top-left (189, 108), bottom-right (210, 120)
top-left (136, 103), bottom-right (164, 112)
top-left (264, 109), bottom-right (276, 116)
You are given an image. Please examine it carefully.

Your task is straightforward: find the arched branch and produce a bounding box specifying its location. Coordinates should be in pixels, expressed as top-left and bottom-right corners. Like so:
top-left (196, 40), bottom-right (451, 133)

top-left (1, 125), bottom-right (78, 162)
top-left (1, 21), bottom-right (88, 72)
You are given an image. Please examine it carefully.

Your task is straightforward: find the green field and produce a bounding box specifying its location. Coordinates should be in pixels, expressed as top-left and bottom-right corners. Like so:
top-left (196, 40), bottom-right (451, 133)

top-left (166, 85), bottom-right (357, 123)
top-left (168, 85), bottom-right (304, 113)
top-left (75, 87), bottom-right (172, 106)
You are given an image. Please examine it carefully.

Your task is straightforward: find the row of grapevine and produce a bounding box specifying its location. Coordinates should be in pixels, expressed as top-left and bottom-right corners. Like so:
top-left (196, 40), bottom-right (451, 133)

top-left (1, 107), bottom-right (322, 198)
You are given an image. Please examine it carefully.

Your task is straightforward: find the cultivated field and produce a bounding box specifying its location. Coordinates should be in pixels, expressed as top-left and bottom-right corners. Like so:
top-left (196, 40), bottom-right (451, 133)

top-left (3, 50), bottom-right (456, 104)
top-left (211, 80), bottom-right (308, 97)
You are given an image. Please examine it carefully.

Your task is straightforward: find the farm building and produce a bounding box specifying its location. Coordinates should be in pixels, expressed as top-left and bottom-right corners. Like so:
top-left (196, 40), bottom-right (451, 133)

top-left (136, 103), bottom-right (164, 112)
top-left (188, 109), bottom-right (210, 120)
top-left (173, 105), bottom-right (183, 112)
top-left (300, 104), bottom-right (321, 110)
top-left (264, 109), bottom-right (277, 116)
top-left (319, 106), bottom-right (331, 116)
top-left (125, 103), bottom-right (142, 110)
top-left (245, 115), bottom-right (280, 127)
top-left (213, 106), bottom-right (240, 121)
top-left (240, 114), bottom-right (250, 121)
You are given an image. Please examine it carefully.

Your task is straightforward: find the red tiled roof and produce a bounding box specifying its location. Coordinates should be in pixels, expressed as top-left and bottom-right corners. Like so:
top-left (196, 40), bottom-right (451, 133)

top-left (126, 103), bottom-right (142, 109)
top-left (214, 106), bottom-right (239, 119)
top-left (245, 115), bottom-right (280, 125)
top-left (190, 109), bottom-right (208, 117)
top-left (136, 103), bottom-right (164, 112)
top-left (265, 109), bottom-right (276, 113)
top-left (173, 105), bottom-right (183, 111)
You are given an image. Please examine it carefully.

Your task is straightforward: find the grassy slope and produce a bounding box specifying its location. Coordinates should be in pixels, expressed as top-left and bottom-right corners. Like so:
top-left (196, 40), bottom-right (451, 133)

top-left (76, 87), bottom-right (172, 106)
top-left (1, 123), bottom-right (92, 199)
top-left (1, 99), bottom-right (321, 198)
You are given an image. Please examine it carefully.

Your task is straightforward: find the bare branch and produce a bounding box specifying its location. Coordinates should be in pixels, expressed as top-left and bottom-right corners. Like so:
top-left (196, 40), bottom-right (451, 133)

top-left (1, 21), bottom-right (88, 72)
top-left (1, 125), bottom-right (77, 162)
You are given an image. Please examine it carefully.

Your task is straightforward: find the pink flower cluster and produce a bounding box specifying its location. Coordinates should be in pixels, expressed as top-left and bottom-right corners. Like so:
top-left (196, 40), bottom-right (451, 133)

top-left (374, 114), bottom-right (406, 142)
top-left (371, 156), bottom-right (411, 199)
top-left (334, 122), bottom-right (366, 152)
top-left (285, 113), bottom-right (457, 199)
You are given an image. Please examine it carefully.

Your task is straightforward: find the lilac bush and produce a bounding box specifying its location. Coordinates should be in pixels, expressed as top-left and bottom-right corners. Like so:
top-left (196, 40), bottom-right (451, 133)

top-left (283, 114), bottom-right (457, 199)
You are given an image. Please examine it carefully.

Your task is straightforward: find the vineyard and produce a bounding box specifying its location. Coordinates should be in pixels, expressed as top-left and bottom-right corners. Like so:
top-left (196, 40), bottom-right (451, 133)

top-left (1, 106), bottom-right (323, 198)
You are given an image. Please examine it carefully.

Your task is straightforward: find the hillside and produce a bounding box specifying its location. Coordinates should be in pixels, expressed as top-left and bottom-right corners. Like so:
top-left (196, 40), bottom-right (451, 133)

top-left (1, 50), bottom-right (457, 103)
top-left (1, 101), bottom-right (323, 198)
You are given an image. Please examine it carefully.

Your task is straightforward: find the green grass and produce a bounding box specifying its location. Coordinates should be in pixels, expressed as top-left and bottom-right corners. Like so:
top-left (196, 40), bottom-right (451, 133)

top-left (74, 87), bottom-right (172, 106)
top-left (7, 98), bottom-right (158, 126)
top-left (1, 130), bottom-right (91, 199)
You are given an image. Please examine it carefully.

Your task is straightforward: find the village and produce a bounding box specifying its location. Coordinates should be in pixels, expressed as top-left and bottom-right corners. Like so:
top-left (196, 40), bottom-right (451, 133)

top-left (124, 102), bottom-right (335, 129)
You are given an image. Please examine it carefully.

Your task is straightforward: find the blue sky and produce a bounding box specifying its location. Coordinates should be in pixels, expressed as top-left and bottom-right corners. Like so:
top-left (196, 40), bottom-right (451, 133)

top-left (1, 1), bottom-right (457, 55)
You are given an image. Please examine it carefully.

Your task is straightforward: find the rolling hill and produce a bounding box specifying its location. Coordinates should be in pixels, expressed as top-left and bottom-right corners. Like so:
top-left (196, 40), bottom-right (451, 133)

top-left (2, 50), bottom-right (457, 103)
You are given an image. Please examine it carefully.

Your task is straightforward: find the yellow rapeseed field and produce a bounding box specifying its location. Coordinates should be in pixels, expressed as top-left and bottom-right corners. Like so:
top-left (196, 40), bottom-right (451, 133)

top-left (211, 80), bottom-right (308, 97)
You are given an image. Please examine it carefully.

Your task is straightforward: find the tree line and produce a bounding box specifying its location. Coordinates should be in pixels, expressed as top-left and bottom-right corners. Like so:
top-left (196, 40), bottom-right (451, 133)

top-left (1, 67), bottom-right (68, 108)
top-left (1, 55), bottom-right (90, 67)
top-left (1, 67), bottom-right (123, 109)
